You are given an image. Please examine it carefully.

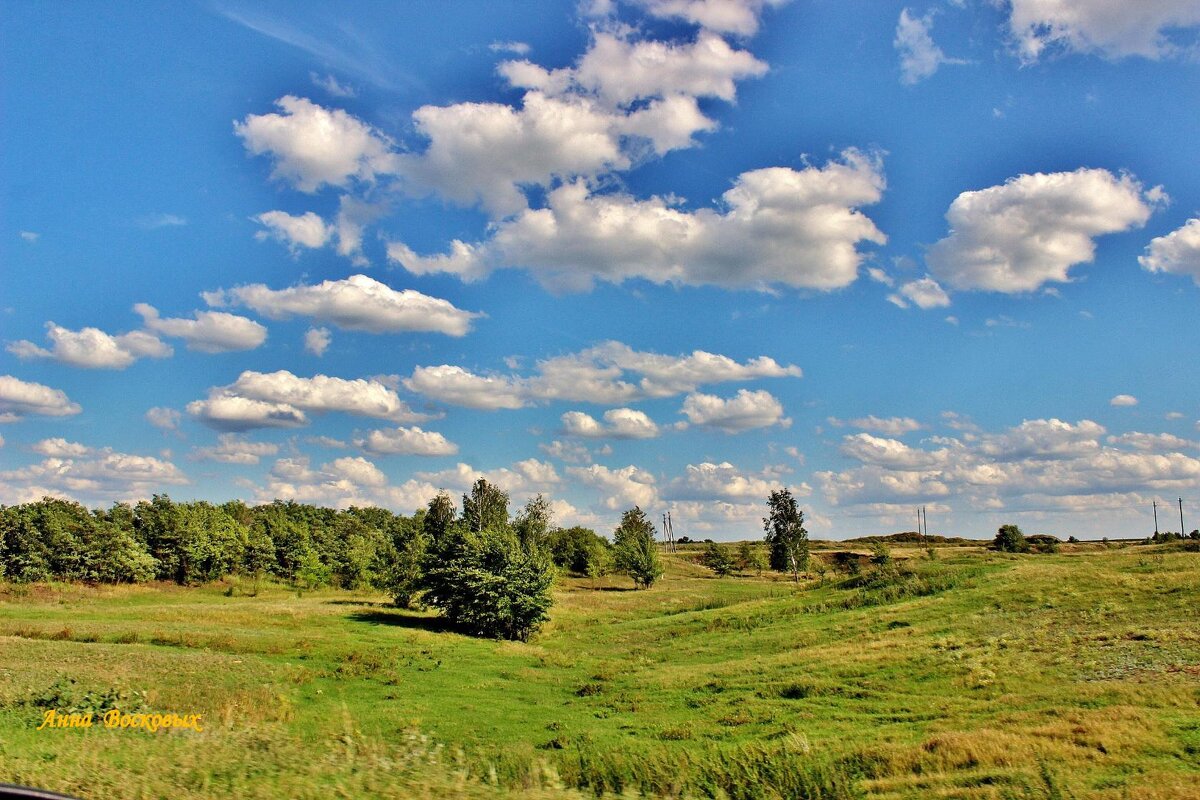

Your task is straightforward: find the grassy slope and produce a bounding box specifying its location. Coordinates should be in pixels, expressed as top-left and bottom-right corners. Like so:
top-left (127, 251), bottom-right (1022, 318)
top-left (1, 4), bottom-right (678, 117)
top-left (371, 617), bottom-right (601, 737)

top-left (0, 546), bottom-right (1197, 799)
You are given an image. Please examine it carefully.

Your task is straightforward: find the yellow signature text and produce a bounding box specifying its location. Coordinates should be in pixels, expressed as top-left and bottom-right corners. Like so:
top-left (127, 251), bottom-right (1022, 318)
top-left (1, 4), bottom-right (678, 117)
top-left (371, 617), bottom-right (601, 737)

top-left (37, 709), bottom-right (204, 733)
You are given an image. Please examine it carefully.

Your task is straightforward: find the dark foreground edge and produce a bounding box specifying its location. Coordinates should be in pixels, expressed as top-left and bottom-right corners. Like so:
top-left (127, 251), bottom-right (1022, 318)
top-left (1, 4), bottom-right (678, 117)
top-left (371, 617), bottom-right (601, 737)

top-left (0, 786), bottom-right (81, 800)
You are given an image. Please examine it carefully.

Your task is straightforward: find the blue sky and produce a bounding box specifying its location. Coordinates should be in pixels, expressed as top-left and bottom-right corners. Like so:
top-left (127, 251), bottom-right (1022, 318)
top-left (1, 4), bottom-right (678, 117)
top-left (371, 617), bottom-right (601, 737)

top-left (2, 0), bottom-right (1198, 540)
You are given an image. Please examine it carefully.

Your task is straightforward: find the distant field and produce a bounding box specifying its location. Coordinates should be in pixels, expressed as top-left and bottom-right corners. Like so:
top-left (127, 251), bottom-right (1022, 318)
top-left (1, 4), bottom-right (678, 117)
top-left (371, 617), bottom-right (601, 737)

top-left (1, 545), bottom-right (1198, 799)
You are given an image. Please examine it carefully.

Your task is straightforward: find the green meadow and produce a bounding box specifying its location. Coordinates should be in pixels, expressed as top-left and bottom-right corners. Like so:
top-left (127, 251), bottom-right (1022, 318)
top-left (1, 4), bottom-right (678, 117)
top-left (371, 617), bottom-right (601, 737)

top-left (1, 543), bottom-right (1197, 799)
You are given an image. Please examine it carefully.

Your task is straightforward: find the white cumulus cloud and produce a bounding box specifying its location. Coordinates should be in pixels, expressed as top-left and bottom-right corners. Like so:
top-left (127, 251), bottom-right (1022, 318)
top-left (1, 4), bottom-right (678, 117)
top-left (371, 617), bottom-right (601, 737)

top-left (1, 447), bottom-right (187, 505)
top-left (133, 304), bottom-right (267, 353)
top-left (355, 426), bottom-right (458, 456)
top-left (829, 415), bottom-right (924, 436)
top-left (0, 376), bottom-right (83, 422)
top-left (304, 327), bottom-right (332, 356)
top-left (1140, 218), bottom-right (1200, 286)
top-left (888, 276), bottom-right (951, 309)
top-left (629, 0), bottom-right (788, 36)
top-left (254, 210), bottom-right (334, 251)
top-left (561, 408), bottom-right (660, 439)
top-left (668, 461), bottom-right (785, 502)
top-left (206, 274), bottom-right (478, 337)
top-left (234, 95), bottom-right (396, 193)
top-left (679, 388), bottom-right (789, 432)
top-left (895, 8), bottom-right (968, 85)
top-left (927, 168), bottom-right (1163, 293)
top-left (404, 341), bottom-right (801, 409)
top-left (193, 433), bottom-right (279, 465)
top-left (391, 150), bottom-right (887, 292)
top-left (819, 415), bottom-right (1200, 515)
top-left (8, 323), bottom-right (171, 369)
top-left (145, 407), bottom-right (182, 431)
top-left (567, 463), bottom-right (659, 510)
top-left (31, 438), bottom-right (91, 457)
top-left (1006, 0), bottom-right (1200, 62)
top-left (188, 370), bottom-right (429, 431)
top-left (404, 366), bottom-right (528, 410)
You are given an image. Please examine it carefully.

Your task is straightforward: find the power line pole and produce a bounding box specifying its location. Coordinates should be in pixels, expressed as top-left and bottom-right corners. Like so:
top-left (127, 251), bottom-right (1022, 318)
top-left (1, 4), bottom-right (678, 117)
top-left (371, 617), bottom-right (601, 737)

top-left (922, 505), bottom-right (928, 538)
top-left (1153, 500), bottom-right (1159, 536)
top-left (1181, 498), bottom-right (1186, 540)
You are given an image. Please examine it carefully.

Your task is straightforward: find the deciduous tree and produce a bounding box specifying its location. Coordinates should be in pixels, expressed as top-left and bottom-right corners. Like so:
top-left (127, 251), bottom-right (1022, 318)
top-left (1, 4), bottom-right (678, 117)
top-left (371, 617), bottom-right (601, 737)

top-left (613, 507), bottom-right (663, 589)
top-left (763, 488), bottom-right (809, 581)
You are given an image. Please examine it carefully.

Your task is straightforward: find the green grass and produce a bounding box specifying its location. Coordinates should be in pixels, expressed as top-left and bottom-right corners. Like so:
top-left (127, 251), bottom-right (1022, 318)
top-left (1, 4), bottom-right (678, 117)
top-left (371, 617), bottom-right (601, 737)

top-left (1, 546), bottom-right (1198, 799)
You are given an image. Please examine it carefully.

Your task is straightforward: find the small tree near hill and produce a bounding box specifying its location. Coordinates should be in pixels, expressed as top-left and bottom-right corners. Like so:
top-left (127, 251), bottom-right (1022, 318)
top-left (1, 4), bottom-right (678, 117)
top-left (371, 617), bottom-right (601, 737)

top-left (737, 541), bottom-right (766, 575)
top-left (543, 525), bottom-right (613, 587)
top-left (763, 488), bottom-right (809, 581)
top-left (702, 542), bottom-right (736, 576)
top-left (613, 507), bottom-right (663, 589)
top-left (993, 524), bottom-right (1029, 553)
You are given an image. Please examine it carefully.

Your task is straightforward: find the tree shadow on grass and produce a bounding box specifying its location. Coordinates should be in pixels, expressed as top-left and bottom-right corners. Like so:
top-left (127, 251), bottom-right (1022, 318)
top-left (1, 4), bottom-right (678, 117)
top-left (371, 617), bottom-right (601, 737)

top-left (593, 586), bottom-right (639, 592)
top-left (348, 609), bottom-right (454, 633)
top-left (326, 599), bottom-right (386, 607)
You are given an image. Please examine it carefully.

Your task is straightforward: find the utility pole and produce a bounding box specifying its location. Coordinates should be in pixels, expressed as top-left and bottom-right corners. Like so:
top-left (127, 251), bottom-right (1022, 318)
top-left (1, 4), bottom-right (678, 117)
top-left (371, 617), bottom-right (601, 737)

top-left (1181, 498), bottom-right (1186, 540)
top-left (922, 505), bottom-right (928, 538)
top-left (1153, 500), bottom-right (1159, 536)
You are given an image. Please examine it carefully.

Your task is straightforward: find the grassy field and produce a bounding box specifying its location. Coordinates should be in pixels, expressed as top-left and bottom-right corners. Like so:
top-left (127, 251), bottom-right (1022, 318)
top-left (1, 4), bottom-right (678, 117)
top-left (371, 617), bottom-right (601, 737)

top-left (1, 544), bottom-right (1198, 799)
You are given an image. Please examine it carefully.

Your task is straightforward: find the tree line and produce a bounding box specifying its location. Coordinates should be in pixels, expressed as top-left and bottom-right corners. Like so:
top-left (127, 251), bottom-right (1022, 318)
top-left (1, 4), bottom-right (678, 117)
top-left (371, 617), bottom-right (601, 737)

top-left (0, 480), bottom-right (682, 640)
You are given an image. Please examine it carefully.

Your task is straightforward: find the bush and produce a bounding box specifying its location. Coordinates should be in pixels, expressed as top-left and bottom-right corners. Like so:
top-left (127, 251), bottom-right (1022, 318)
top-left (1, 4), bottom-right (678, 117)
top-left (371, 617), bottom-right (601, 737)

top-left (736, 541), bottom-right (766, 575)
top-left (701, 542), bottom-right (736, 576)
top-left (829, 551), bottom-right (867, 575)
top-left (545, 526), bottom-right (611, 575)
top-left (992, 524), bottom-right (1029, 553)
top-left (420, 526), bottom-right (554, 641)
top-left (1026, 534), bottom-right (1061, 554)
top-left (296, 548), bottom-right (331, 590)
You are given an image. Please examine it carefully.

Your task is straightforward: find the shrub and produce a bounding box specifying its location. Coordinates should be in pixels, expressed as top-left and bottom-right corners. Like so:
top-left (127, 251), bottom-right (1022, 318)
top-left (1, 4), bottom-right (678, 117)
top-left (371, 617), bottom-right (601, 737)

top-left (701, 542), bottom-right (736, 576)
top-left (583, 544), bottom-right (614, 584)
top-left (1026, 534), bottom-right (1061, 554)
top-left (545, 526), bottom-right (611, 575)
top-left (830, 551), bottom-right (867, 575)
top-left (296, 548), bottom-right (331, 590)
top-left (736, 541), bottom-right (766, 575)
top-left (992, 524), bottom-right (1029, 553)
